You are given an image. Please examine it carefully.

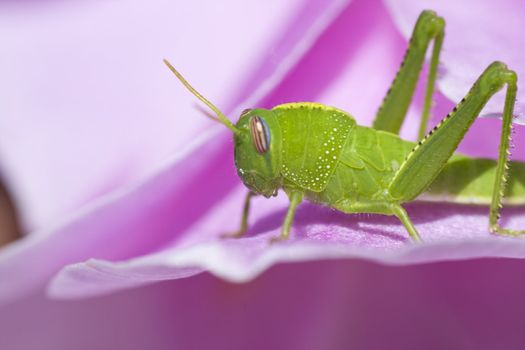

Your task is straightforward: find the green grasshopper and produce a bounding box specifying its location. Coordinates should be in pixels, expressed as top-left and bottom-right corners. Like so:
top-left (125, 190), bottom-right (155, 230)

top-left (164, 10), bottom-right (525, 242)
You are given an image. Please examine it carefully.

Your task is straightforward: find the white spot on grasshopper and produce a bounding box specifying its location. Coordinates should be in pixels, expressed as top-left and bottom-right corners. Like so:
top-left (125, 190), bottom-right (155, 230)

top-left (391, 160), bottom-right (399, 171)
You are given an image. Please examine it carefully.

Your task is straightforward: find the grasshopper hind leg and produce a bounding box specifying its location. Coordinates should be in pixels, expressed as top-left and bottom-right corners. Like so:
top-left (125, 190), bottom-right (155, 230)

top-left (388, 61), bottom-right (523, 237)
top-left (373, 10), bottom-right (444, 138)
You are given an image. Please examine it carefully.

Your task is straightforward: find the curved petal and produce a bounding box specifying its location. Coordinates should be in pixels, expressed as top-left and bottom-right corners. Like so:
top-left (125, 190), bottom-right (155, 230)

top-left (49, 187), bottom-right (525, 299)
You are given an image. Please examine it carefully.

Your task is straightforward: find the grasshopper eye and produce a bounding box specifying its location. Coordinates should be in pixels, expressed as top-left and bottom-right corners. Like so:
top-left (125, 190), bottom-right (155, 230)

top-left (249, 115), bottom-right (270, 154)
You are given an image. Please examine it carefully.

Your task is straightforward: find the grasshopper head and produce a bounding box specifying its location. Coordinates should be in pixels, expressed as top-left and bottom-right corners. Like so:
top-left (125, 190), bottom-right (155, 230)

top-left (233, 108), bottom-right (282, 197)
top-left (163, 60), bottom-right (282, 197)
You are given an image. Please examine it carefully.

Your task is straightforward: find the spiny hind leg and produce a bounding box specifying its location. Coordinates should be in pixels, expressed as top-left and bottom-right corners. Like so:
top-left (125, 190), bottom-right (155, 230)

top-left (373, 10), bottom-right (444, 138)
top-left (388, 61), bottom-right (523, 236)
top-left (335, 201), bottom-right (421, 242)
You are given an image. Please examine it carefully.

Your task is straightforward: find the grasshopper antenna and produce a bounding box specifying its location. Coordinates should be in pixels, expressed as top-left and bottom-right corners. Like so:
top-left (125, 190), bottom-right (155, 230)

top-left (163, 59), bottom-right (240, 134)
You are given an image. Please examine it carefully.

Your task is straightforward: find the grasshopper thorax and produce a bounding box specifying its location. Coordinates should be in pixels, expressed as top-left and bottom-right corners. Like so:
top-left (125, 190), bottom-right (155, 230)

top-left (234, 108), bottom-right (282, 197)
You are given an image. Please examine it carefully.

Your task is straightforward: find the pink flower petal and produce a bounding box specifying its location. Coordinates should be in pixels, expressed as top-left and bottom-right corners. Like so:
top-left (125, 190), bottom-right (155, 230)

top-left (49, 0), bottom-right (525, 300)
top-left (6, 0), bottom-right (525, 303)
top-left (7, 2), bottom-right (525, 348)
top-left (0, 0), bottom-right (351, 305)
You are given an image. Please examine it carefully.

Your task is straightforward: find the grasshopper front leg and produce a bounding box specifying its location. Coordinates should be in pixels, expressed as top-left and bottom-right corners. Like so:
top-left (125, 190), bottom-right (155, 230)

top-left (389, 62), bottom-right (521, 236)
top-left (225, 190), bottom-right (304, 241)
top-left (222, 191), bottom-right (256, 238)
